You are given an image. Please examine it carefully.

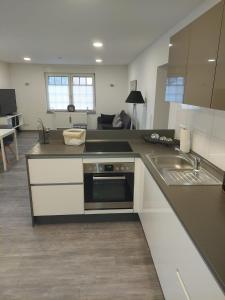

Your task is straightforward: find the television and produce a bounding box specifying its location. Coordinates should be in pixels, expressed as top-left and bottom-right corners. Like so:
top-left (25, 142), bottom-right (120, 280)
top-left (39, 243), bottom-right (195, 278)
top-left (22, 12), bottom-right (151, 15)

top-left (0, 89), bottom-right (17, 116)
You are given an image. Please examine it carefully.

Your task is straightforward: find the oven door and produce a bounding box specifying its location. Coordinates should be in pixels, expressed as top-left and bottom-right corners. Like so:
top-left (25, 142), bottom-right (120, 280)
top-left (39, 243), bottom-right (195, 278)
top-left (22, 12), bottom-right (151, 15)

top-left (84, 173), bottom-right (134, 210)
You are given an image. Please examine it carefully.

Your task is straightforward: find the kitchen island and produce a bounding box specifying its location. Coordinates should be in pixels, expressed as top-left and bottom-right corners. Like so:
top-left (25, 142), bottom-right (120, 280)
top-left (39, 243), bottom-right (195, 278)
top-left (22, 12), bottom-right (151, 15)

top-left (26, 129), bottom-right (225, 299)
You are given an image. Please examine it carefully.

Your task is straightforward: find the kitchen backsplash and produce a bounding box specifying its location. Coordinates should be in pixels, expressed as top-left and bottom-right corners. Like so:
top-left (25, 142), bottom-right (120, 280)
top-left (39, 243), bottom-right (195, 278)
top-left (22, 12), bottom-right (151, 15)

top-left (169, 103), bottom-right (225, 171)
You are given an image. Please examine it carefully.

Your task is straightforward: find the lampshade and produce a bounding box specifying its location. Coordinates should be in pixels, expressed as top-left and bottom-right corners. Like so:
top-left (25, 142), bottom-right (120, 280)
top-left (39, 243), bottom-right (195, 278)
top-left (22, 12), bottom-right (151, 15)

top-left (125, 91), bottom-right (145, 104)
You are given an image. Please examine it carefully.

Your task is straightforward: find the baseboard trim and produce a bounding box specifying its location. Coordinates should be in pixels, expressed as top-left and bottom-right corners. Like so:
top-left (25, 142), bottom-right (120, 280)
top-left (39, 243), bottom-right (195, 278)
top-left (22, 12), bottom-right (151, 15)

top-left (33, 213), bottom-right (139, 225)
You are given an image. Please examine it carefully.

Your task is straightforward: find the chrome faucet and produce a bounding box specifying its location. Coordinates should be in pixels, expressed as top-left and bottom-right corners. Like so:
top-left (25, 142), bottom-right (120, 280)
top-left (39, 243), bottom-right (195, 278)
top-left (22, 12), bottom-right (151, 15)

top-left (175, 147), bottom-right (201, 172)
top-left (193, 156), bottom-right (201, 172)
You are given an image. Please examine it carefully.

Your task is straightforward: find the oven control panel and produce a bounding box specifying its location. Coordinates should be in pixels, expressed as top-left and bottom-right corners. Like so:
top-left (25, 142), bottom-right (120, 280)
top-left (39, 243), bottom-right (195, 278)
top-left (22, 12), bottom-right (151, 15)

top-left (83, 162), bottom-right (134, 173)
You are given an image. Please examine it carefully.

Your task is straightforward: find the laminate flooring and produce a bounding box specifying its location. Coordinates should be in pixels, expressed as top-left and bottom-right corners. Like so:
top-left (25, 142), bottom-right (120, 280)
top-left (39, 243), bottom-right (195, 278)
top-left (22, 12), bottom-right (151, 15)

top-left (0, 132), bottom-right (164, 300)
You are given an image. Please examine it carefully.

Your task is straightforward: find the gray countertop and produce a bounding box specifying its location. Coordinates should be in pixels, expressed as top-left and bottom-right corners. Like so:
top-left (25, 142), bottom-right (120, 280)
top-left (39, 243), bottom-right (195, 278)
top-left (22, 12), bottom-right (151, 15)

top-left (26, 135), bottom-right (225, 293)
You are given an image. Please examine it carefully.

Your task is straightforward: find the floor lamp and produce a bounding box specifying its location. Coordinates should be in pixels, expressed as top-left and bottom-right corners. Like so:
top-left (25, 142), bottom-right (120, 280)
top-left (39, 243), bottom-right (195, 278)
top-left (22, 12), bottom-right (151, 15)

top-left (126, 91), bottom-right (145, 129)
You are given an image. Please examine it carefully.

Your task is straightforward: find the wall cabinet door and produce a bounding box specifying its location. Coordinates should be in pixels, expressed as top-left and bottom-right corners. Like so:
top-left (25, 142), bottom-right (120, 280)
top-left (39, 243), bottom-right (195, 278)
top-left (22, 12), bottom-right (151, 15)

top-left (165, 26), bottom-right (190, 103)
top-left (211, 3), bottom-right (225, 110)
top-left (184, 1), bottom-right (224, 107)
top-left (31, 184), bottom-right (84, 216)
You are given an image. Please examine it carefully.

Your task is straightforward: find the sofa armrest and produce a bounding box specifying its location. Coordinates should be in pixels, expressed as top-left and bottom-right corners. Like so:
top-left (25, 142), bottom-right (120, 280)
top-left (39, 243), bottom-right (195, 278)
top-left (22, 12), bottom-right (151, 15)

top-left (97, 116), bottom-right (102, 123)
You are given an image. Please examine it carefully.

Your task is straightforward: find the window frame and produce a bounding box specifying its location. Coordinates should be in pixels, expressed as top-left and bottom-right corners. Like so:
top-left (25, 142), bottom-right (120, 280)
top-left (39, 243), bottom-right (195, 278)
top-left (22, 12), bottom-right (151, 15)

top-left (45, 72), bottom-right (96, 113)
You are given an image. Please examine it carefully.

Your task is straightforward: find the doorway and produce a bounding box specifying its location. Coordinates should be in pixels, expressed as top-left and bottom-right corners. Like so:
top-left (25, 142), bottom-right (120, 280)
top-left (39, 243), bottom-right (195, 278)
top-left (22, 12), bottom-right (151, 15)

top-left (153, 64), bottom-right (170, 129)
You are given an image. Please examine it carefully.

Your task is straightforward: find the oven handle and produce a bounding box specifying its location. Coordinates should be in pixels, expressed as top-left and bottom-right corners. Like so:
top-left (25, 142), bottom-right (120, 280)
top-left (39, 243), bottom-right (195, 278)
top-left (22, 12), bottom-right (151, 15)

top-left (93, 176), bottom-right (126, 181)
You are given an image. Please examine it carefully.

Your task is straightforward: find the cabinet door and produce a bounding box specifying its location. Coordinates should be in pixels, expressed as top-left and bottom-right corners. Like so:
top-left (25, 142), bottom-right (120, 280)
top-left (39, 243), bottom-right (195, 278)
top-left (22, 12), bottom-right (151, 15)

top-left (139, 168), bottom-right (187, 300)
top-left (184, 1), bottom-right (224, 107)
top-left (139, 167), bottom-right (224, 300)
top-left (28, 158), bottom-right (83, 184)
top-left (165, 26), bottom-right (190, 103)
top-left (31, 185), bottom-right (84, 216)
top-left (133, 158), bottom-right (145, 213)
top-left (211, 3), bottom-right (225, 110)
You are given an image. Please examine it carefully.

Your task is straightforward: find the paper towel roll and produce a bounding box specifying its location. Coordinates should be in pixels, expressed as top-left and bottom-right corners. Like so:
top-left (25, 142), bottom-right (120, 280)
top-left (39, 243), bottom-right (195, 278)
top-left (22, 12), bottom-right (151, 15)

top-left (180, 127), bottom-right (191, 153)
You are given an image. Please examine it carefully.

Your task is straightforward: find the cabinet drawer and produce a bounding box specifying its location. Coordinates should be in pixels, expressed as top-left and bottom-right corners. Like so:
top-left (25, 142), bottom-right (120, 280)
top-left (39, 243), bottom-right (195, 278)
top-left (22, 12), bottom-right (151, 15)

top-left (28, 158), bottom-right (83, 184)
top-left (31, 185), bottom-right (84, 216)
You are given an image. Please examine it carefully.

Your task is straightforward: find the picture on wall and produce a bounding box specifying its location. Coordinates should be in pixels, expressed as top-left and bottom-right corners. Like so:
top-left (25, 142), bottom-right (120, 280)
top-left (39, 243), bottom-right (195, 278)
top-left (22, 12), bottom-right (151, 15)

top-left (130, 80), bottom-right (137, 91)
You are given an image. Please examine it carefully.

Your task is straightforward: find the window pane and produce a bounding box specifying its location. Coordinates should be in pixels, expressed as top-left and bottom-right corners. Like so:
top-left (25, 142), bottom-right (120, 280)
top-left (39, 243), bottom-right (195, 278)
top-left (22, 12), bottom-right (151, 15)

top-left (80, 77), bottom-right (86, 85)
top-left (47, 75), bottom-right (70, 110)
top-left (86, 77), bottom-right (93, 85)
top-left (73, 85), bottom-right (94, 110)
top-left (61, 76), bottom-right (68, 85)
top-left (165, 76), bottom-right (184, 103)
top-left (48, 76), bottom-right (55, 85)
top-left (54, 77), bottom-right (62, 85)
top-left (72, 75), bottom-right (94, 111)
top-left (73, 77), bottom-right (79, 85)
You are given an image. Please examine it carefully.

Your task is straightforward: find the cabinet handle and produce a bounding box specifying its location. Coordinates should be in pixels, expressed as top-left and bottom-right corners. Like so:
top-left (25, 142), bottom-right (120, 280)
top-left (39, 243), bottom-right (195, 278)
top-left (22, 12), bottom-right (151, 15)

top-left (176, 269), bottom-right (191, 300)
top-left (93, 176), bottom-right (126, 181)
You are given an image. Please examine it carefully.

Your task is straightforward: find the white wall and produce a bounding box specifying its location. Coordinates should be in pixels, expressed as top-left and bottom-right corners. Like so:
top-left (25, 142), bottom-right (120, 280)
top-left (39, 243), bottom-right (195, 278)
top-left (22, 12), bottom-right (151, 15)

top-left (10, 64), bottom-right (128, 130)
top-left (128, 0), bottom-right (225, 170)
top-left (0, 61), bottom-right (11, 88)
top-left (171, 105), bottom-right (225, 170)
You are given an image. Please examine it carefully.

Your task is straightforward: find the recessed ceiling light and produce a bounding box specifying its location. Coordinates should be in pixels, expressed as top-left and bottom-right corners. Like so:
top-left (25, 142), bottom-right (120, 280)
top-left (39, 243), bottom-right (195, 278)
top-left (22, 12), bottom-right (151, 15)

top-left (208, 58), bottom-right (216, 62)
top-left (169, 43), bottom-right (173, 47)
top-left (24, 57), bottom-right (31, 61)
top-left (96, 59), bottom-right (103, 63)
top-left (93, 42), bottom-right (103, 48)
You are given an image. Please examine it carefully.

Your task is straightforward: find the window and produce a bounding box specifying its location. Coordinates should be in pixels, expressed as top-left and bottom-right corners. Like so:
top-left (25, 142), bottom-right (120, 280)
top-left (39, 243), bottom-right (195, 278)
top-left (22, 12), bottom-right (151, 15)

top-left (72, 76), bottom-right (94, 111)
top-left (165, 76), bottom-right (184, 103)
top-left (47, 75), bottom-right (70, 110)
top-left (46, 73), bottom-right (95, 112)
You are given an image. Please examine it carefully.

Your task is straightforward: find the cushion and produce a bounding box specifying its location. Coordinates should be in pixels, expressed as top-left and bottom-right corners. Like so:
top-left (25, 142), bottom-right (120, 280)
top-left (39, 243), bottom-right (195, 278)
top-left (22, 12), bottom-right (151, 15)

top-left (119, 110), bottom-right (126, 120)
top-left (101, 114), bottom-right (115, 124)
top-left (112, 114), bottom-right (123, 128)
top-left (122, 114), bottom-right (131, 129)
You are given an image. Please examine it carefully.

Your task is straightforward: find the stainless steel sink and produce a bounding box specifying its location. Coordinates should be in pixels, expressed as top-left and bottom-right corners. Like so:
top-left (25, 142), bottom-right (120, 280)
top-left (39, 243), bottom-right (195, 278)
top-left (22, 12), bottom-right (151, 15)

top-left (148, 154), bottom-right (193, 170)
top-left (146, 154), bottom-right (221, 186)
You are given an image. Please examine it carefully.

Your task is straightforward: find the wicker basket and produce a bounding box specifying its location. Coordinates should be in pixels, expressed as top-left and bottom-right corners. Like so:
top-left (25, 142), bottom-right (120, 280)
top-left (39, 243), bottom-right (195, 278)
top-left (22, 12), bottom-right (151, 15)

top-left (63, 128), bottom-right (86, 146)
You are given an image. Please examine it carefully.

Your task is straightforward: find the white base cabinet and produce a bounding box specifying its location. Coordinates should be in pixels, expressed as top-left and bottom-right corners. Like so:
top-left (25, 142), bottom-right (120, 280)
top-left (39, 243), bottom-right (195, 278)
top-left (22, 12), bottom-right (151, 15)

top-left (139, 166), bottom-right (224, 300)
top-left (28, 158), bottom-right (83, 184)
top-left (133, 158), bottom-right (145, 213)
top-left (32, 185), bottom-right (84, 216)
top-left (28, 158), bottom-right (84, 217)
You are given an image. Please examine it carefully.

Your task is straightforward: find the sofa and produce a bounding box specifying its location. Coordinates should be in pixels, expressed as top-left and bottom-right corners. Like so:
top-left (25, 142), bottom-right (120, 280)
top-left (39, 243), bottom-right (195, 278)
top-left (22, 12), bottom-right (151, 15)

top-left (97, 110), bottom-right (131, 130)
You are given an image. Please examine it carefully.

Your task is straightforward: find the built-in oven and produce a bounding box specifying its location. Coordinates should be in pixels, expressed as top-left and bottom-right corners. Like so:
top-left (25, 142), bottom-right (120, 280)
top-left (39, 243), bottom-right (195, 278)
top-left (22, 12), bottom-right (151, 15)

top-left (83, 162), bottom-right (134, 210)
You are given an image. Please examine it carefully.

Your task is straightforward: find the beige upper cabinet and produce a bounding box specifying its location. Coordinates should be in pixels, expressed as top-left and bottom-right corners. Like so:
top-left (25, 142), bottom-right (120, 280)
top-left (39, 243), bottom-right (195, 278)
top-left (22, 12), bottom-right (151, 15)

top-left (184, 1), bottom-right (224, 108)
top-left (165, 27), bottom-right (190, 103)
top-left (166, 0), bottom-right (225, 109)
top-left (211, 3), bottom-right (225, 110)
top-left (167, 27), bottom-right (190, 78)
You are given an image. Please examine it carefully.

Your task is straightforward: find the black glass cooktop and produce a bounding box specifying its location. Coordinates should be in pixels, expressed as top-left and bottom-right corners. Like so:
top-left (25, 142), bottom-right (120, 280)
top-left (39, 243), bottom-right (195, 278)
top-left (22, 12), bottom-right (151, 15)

top-left (84, 141), bottom-right (133, 153)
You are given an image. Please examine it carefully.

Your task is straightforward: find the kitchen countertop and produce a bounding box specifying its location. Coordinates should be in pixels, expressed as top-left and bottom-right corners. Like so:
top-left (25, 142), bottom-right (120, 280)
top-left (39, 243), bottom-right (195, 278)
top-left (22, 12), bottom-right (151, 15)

top-left (26, 134), bottom-right (225, 293)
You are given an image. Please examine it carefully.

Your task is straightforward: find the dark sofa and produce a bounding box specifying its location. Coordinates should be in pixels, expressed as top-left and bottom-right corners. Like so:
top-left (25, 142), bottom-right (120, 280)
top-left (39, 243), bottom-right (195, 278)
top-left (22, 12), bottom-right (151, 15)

top-left (97, 110), bottom-right (131, 130)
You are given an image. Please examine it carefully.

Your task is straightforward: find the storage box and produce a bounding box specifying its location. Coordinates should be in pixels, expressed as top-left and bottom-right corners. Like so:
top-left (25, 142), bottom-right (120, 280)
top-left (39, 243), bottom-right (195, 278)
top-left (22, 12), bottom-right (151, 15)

top-left (63, 129), bottom-right (86, 146)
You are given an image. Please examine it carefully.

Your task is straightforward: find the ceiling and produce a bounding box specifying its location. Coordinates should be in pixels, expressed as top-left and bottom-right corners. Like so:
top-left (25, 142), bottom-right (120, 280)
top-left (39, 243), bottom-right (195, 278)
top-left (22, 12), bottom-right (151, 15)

top-left (0, 0), bottom-right (206, 65)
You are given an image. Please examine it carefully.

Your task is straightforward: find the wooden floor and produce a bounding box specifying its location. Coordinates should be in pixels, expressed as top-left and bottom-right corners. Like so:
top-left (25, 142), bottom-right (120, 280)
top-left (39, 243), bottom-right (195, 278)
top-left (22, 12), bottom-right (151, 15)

top-left (0, 132), bottom-right (164, 300)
